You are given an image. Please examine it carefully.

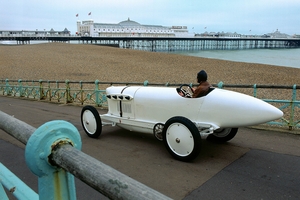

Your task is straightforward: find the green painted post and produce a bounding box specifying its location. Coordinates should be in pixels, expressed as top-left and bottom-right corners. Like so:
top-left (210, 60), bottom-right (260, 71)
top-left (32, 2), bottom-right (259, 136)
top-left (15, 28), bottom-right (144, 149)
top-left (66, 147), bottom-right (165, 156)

top-left (79, 81), bottom-right (84, 105)
top-left (5, 79), bottom-right (10, 95)
top-left (47, 81), bottom-right (51, 101)
top-left (0, 163), bottom-right (38, 200)
top-left (0, 80), bottom-right (3, 95)
top-left (56, 81), bottom-right (60, 102)
top-left (217, 81), bottom-right (224, 89)
top-left (289, 84), bottom-right (297, 130)
top-left (94, 80), bottom-right (100, 106)
top-left (143, 80), bottom-right (149, 86)
top-left (18, 79), bottom-right (24, 97)
top-left (253, 84), bottom-right (257, 97)
top-left (65, 80), bottom-right (71, 103)
top-left (39, 79), bottom-right (45, 100)
top-left (25, 120), bottom-right (82, 200)
top-left (0, 184), bottom-right (8, 200)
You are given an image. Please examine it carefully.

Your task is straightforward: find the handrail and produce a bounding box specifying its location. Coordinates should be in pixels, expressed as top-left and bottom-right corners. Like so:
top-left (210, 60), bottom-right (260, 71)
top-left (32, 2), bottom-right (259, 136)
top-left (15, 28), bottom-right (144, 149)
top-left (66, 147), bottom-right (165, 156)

top-left (0, 111), bottom-right (171, 199)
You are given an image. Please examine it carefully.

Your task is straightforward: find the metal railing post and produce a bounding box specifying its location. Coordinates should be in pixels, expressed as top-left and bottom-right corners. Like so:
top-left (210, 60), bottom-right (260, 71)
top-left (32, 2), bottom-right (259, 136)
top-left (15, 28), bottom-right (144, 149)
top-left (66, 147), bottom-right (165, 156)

top-left (217, 81), bottom-right (224, 88)
top-left (94, 80), bottom-right (100, 106)
top-left (65, 80), bottom-right (72, 103)
top-left (25, 120), bottom-right (82, 200)
top-left (253, 84), bottom-right (257, 97)
top-left (5, 79), bottom-right (10, 95)
top-left (79, 81), bottom-right (84, 105)
top-left (56, 81), bottom-right (60, 102)
top-left (0, 163), bottom-right (38, 200)
top-left (0, 80), bottom-right (3, 95)
top-left (289, 84), bottom-right (297, 130)
top-left (18, 79), bottom-right (24, 97)
top-left (39, 79), bottom-right (45, 100)
top-left (143, 80), bottom-right (149, 86)
top-left (0, 183), bottom-right (7, 200)
top-left (47, 80), bottom-right (51, 101)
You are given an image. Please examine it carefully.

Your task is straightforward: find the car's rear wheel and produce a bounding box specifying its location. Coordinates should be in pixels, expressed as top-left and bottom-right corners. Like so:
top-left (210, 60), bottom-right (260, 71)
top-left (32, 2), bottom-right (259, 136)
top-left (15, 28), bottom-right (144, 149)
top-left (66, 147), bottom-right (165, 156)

top-left (163, 116), bottom-right (201, 162)
top-left (153, 123), bottom-right (164, 141)
top-left (206, 128), bottom-right (238, 143)
top-left (81, 105), bottom-right (102, 138)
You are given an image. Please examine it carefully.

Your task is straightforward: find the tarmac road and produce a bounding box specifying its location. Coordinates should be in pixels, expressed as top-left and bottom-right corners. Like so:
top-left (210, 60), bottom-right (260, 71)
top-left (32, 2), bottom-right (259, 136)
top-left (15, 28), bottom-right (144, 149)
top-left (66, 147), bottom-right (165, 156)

top-left (0, 96), bottom-right (300, 200)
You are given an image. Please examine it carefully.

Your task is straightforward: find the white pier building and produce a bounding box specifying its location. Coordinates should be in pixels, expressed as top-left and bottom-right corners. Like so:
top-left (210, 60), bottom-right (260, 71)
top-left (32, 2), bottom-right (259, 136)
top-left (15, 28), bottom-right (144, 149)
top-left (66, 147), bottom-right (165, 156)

top-left (76, 18), bottom-right (190, 37)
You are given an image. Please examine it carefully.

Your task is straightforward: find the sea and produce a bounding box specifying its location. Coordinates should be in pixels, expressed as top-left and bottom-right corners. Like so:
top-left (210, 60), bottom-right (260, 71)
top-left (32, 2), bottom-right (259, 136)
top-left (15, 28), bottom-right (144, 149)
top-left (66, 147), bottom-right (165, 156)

top-left (168, 48), bottom-right (300, 69)
top-left (1, 40), bottom-right (300, 69)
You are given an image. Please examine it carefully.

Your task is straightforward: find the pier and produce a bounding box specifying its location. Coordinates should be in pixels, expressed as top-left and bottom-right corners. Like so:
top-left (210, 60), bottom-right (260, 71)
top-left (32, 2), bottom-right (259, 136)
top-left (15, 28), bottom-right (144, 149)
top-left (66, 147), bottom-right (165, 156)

top-left (1, 34), bottom-right (299, 51)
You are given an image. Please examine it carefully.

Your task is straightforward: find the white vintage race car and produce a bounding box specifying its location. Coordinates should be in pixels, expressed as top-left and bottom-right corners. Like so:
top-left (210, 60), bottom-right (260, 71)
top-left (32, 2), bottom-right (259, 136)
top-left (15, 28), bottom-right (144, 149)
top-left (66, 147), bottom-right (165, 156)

top-left (81, 85), bottom-right (283, 162)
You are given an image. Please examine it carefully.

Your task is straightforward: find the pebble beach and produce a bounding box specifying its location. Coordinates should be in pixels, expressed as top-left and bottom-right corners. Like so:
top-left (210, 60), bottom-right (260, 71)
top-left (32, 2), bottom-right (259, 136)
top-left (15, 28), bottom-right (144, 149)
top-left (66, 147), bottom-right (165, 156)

top-left (0, 43), bottom-right (299, 86)
top-left (1, 42), bottom-right (299, 130)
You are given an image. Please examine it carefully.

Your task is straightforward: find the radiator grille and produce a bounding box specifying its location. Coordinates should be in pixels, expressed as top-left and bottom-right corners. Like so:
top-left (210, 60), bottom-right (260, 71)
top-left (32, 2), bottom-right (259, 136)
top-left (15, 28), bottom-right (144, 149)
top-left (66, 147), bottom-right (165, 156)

top-left (117, 102), bottom-right (132, 113)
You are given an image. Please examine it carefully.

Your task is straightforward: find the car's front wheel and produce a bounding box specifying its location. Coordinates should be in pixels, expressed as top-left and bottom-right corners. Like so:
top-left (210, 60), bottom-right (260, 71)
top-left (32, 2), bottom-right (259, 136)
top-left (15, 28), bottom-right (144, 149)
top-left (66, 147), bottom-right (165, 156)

top-left (81, 106), bottom-right (102, 138)
top-left (163, 116), bottom-right (201, 162)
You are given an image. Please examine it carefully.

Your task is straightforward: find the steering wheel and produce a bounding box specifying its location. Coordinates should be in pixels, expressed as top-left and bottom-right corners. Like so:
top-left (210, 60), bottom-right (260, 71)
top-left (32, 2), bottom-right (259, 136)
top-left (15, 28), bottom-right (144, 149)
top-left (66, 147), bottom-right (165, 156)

top-left (179, 84), bottom-right (194, 98)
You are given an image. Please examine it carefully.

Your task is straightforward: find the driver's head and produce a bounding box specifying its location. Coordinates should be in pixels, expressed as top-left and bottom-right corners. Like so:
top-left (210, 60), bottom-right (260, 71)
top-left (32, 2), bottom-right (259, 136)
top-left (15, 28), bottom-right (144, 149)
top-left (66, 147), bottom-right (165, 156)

top-left (197, 70), bottom-right (207, 83)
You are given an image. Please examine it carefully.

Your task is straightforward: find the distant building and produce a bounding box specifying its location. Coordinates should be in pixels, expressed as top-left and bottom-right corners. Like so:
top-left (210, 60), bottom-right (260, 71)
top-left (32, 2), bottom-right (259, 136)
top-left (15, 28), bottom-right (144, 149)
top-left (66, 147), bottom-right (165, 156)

top-left (76, 18), bottom-right (190, 37)
top-left (0, 28), bottom-right (70, 36)
top-left (266, 29), bottom-right (290, 38)
top-left (195, 29), bottom-right (293, 39)
top-left (195, 31), bottom-right (241, 38)
top-left (292, 34), bottom-right (300, 38)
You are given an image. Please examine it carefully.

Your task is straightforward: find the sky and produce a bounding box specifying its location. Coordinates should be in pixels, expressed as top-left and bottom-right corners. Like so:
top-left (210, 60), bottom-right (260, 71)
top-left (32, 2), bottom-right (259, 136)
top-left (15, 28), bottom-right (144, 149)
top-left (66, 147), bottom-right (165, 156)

top-left (1, 0), bottom-right (300, 36)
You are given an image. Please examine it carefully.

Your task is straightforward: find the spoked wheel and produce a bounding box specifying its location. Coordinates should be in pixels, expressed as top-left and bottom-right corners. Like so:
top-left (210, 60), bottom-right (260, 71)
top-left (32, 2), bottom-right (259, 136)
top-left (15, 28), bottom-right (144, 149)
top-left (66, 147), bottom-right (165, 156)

top-left (163, 116), bottom-right (201, 162)
top-left (81, 105), bottom-right (102, 138)
top-left (153, 123), bottom-right (164, 141)
top-left (206, 128), bottom-right (238, 143)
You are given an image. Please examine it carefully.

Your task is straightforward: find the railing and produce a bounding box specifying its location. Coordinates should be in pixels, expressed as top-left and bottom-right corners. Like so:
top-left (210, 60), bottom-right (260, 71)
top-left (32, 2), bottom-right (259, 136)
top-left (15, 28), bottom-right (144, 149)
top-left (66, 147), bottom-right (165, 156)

top-left (0, 111), bottom-right (172, 199)
top-left (0, 79), bottom-right (299, 130)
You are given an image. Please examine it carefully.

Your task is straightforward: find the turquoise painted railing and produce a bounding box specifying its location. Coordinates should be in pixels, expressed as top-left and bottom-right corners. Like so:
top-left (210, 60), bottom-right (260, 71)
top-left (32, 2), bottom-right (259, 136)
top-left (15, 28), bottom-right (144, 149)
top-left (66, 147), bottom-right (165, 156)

top-left (0, 111), bottom-right (171, 200)
top-left (0, 79), bottom-right (299, 130)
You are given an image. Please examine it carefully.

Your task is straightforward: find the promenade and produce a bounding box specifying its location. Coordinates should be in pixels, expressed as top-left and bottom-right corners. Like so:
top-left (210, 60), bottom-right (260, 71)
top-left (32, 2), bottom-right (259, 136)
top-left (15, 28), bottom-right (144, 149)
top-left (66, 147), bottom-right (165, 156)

top-left (0, 96), bottom-right (299, 199)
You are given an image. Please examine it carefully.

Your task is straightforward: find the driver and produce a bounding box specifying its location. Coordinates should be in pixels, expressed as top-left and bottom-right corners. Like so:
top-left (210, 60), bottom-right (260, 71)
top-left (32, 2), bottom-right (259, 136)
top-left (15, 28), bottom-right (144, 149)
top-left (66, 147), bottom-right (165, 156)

top-left (192, 70), bottom-right (212, 98)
